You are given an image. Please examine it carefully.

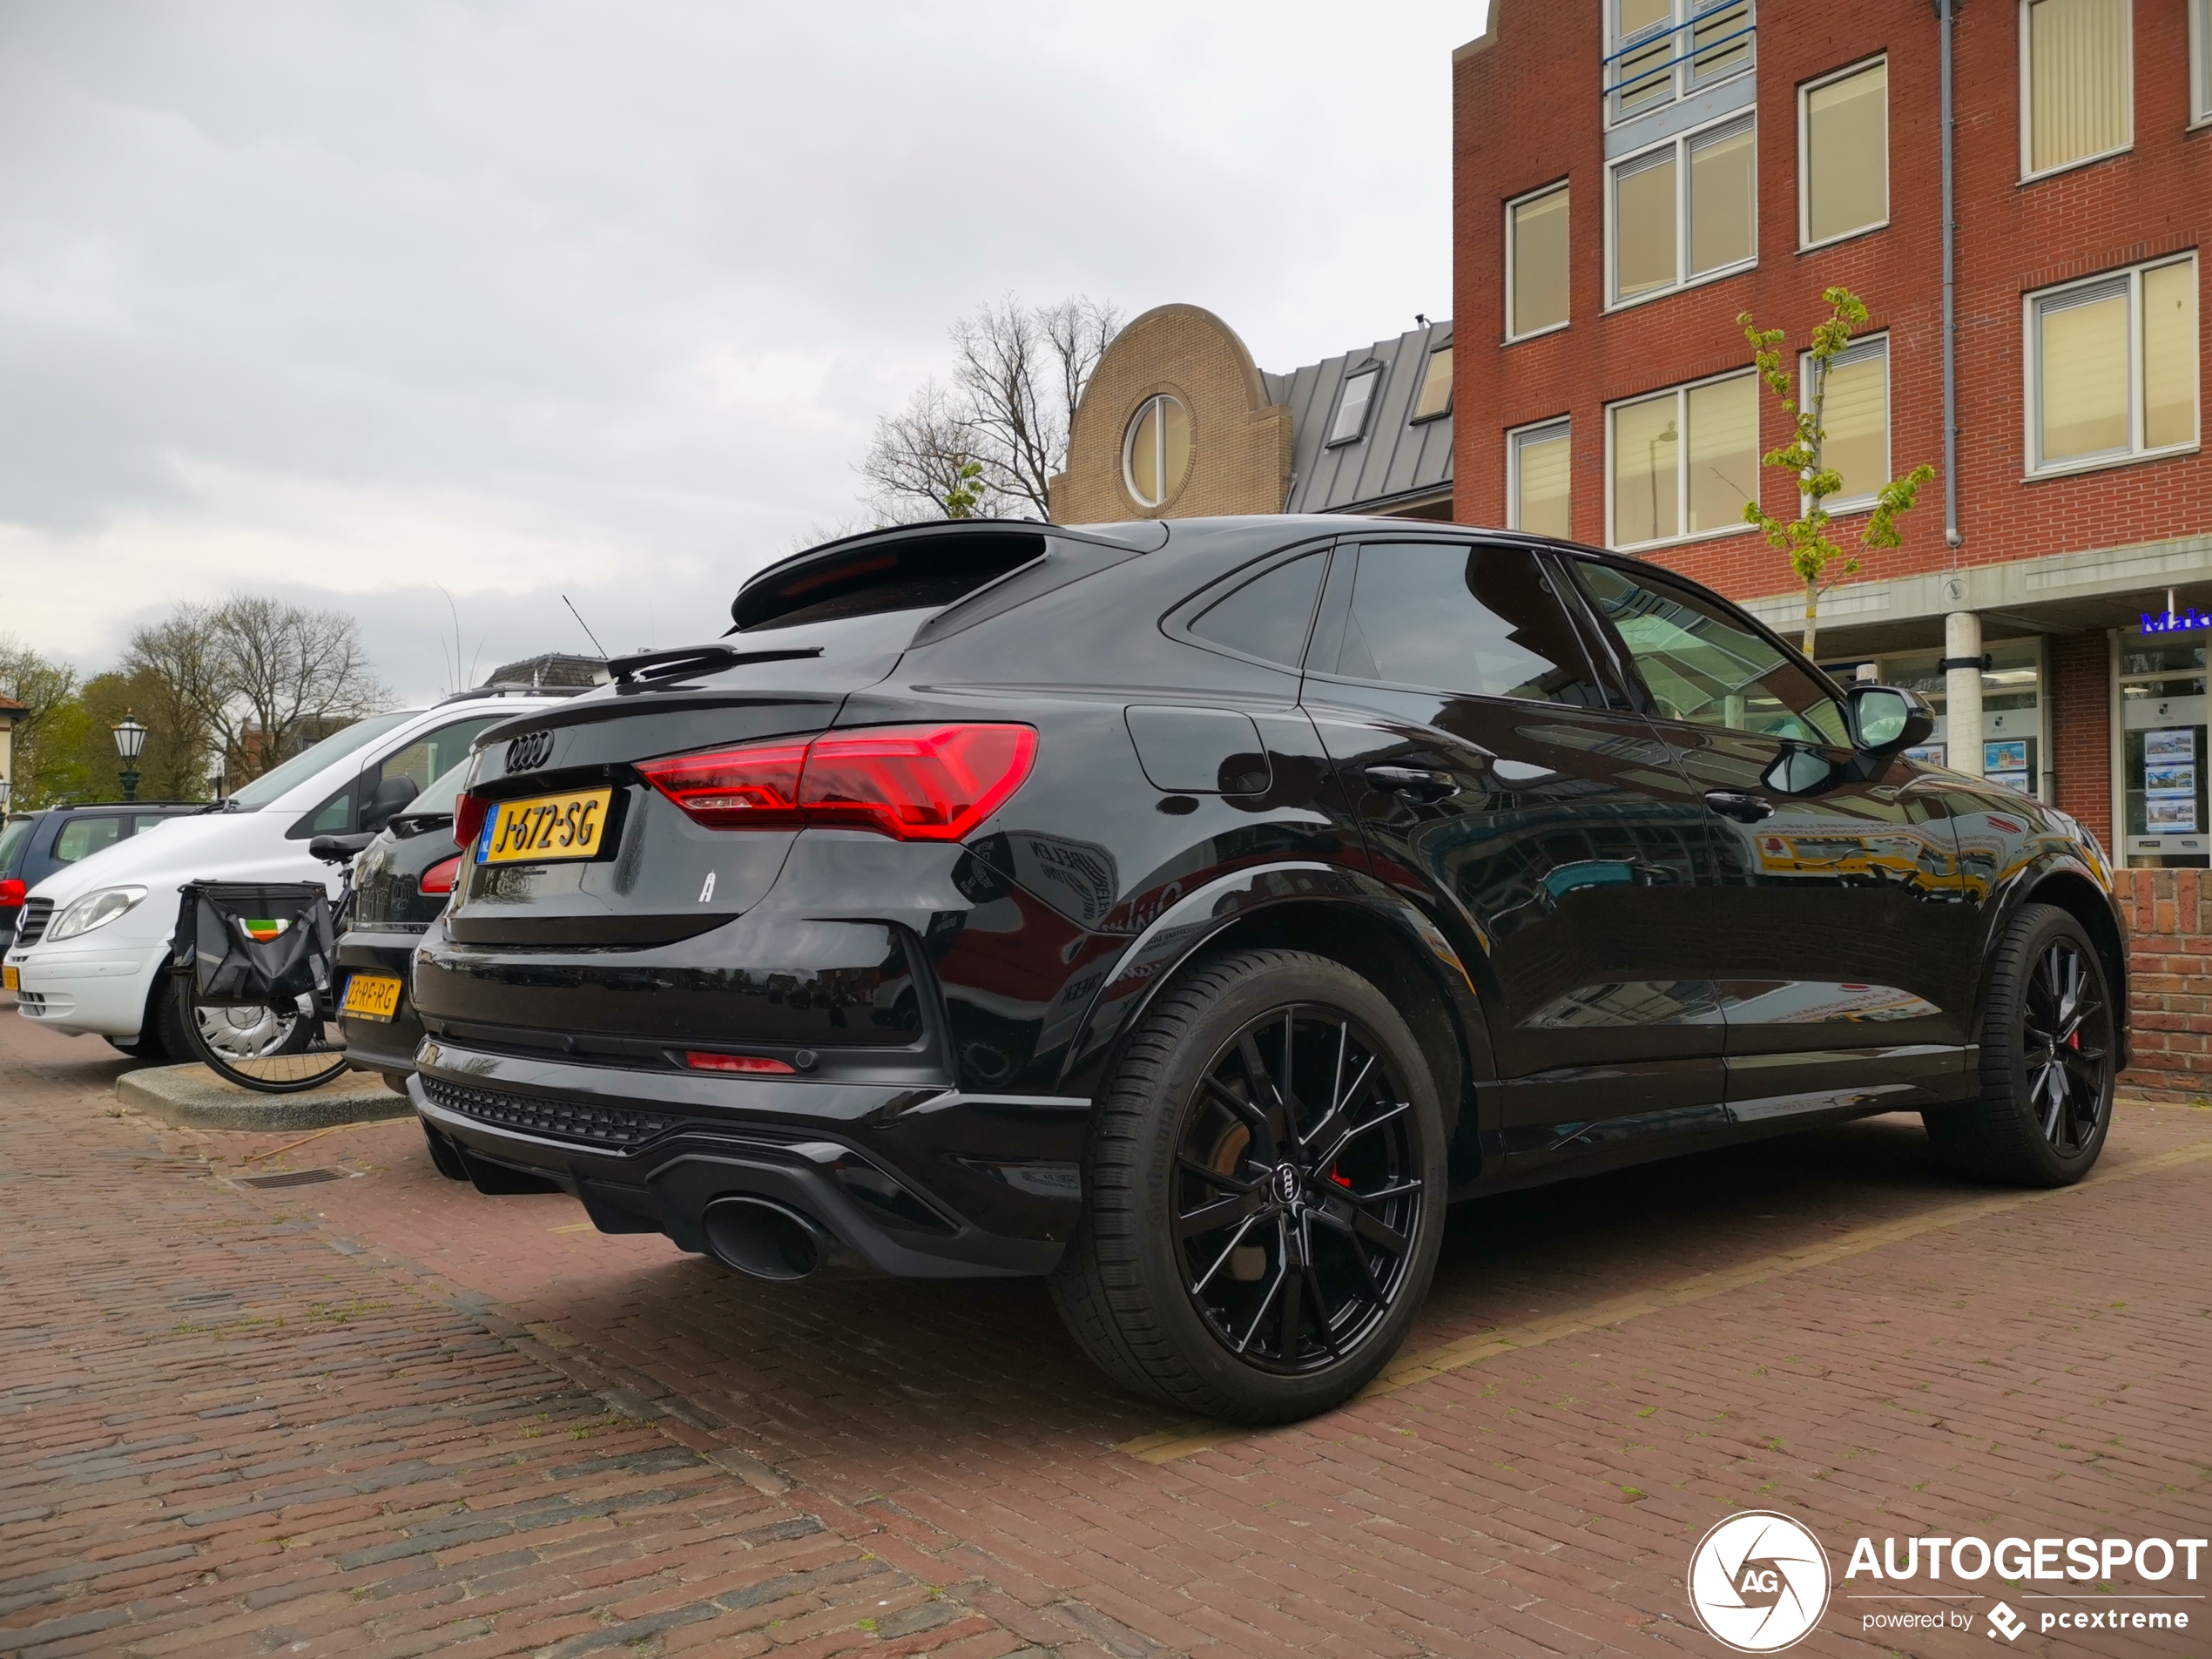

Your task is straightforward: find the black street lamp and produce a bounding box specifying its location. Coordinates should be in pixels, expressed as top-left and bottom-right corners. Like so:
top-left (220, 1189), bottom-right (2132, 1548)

top-left (111, 713), bottom-right (148, 804)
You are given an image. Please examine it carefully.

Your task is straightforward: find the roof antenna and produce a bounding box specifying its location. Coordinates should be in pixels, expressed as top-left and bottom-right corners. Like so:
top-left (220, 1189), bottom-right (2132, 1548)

top-left (562, 594), bottom-right (610, 659)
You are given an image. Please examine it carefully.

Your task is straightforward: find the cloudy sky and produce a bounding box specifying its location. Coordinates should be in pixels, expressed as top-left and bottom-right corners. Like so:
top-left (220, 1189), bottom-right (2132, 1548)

top-left (1, 2), bottom-right (1480, 701)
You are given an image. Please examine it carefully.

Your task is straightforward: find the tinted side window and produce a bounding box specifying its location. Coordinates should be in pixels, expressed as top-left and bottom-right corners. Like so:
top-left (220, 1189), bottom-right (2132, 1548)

top-left (1325, 542), bottom-right (1608, 705)
top-left (1572, 562), bottom-right (1851, 745)
top-left (1188, 551), bottom-right (1325, 666)
top-left (0, 817), bottom-right (33, 873)
top-left (53, 817), bottom-right (125, 863)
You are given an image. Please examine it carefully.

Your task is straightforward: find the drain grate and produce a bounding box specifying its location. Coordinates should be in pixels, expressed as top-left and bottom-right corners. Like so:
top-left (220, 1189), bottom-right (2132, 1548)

top-left (235, 1167), bottom-right (349, 1190)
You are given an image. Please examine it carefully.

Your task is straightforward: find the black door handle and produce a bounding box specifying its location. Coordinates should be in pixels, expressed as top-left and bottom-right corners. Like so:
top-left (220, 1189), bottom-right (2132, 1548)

top-left (1704, 788), bottom-right (1776, 824)
top-left (1364, 765), bottom-right (1460, 805)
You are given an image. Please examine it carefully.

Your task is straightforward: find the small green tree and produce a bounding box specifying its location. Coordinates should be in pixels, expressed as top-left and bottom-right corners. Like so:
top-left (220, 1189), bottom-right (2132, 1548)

top-left (942, 457), bottom-right (988, 519)
top-left (1738, 287), bottom-right (1935, 659)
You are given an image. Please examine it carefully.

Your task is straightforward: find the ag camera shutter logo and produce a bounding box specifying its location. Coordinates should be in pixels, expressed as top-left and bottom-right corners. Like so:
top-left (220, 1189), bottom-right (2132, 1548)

top-left (1687, 1511), bottom-right (1831, 1651)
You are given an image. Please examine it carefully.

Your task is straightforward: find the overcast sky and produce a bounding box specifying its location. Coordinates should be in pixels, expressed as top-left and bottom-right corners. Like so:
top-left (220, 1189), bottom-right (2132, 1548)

top-left (1, 2), bottom-right (1480, 702)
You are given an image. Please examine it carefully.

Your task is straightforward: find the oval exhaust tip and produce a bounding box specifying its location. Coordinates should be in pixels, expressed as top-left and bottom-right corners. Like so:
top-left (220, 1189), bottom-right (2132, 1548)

top-left (700, 1196), bottom-right (826, 1281)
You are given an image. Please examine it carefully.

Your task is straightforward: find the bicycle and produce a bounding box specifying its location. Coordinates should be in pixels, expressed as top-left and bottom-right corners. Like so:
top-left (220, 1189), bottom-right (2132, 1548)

top-left (171, 832), bottom-right (370, 1094)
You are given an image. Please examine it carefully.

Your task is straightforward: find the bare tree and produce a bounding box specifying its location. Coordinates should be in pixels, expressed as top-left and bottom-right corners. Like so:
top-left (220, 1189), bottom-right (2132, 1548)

top-left (859, 296), bottom-right (1122, 523)
top-left (125, 596), bottom-right (391, 785)
top-left (858, 380), bottom-right (1005, 524)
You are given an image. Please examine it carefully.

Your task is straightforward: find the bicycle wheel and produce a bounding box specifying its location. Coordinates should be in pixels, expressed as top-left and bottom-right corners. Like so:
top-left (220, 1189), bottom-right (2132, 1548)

top-left (183, 986), bottom-right (351, 1093)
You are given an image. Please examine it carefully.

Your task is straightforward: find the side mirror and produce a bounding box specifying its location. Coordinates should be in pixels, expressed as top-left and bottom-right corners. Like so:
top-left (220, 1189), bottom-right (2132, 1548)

top-left (360, 773), bottom-right (420, 834)
top-left (1850, 685), bottom-right (1935, 754)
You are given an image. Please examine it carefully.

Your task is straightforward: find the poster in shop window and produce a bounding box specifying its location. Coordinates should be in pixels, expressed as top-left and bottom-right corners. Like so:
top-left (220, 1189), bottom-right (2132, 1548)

top-left (1983, 738), bottom-right (2031, 795)
top-left (2143, 727), bottom-right (2198, 833)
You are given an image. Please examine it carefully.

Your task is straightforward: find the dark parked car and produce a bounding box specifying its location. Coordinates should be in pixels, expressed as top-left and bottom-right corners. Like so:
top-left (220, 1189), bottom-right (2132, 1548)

top-left (1, 802), bottom-right (201, 978)
top-left (408, 517), bottom-right (2128, 1422)
top-left (334, 763), bottom-right (470, 1091)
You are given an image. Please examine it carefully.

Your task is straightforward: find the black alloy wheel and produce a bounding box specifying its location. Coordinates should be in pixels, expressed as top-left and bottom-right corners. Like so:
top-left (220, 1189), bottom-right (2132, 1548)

top-left (2020, 934), bottom-right (2111, 1157)
top-left (1925, 903), bottom-right (2115, 1187)
top-left (1050, 948), bottom-right (1447, 1423)
top-left (1175, 1007), bottom-right (1425, 1372)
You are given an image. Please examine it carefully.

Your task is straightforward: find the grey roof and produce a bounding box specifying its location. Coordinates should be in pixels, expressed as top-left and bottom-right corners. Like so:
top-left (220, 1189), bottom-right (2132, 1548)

top-left (1274, 320), bottom-right (1453, 515)
top-left (481, 652), bottom-right (609, 690)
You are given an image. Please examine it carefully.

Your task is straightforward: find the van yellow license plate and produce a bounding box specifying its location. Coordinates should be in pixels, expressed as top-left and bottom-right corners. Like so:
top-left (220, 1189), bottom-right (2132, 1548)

top-left (341, 973), bottom-right (403, 1022)
top-left (478, 787), bottom-right (613, 865)
top-left (2, 965), bottom-right (18, 992)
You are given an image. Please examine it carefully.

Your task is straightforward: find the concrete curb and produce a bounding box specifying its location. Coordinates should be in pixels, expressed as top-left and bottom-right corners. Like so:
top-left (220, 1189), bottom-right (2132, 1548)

top-left (116, 1063), bottom-right (414, 1132)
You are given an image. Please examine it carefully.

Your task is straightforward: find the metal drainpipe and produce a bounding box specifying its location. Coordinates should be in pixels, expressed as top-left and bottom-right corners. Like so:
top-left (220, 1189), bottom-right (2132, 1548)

top-left (1939, 0), bottom-right (1961, 551)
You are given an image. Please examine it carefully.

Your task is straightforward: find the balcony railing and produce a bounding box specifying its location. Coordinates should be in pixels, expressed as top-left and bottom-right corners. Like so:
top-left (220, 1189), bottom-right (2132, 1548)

top-left (1604, 0), bottom-right (1755, 124)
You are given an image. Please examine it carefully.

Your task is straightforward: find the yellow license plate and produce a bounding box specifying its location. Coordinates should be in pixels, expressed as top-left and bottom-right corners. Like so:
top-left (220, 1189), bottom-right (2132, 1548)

top-left (478, 788), bottom-right (613, 865)
top-left (341, 973), bottom-right (403, 1022)
top-left (2, 965), bottom-right (17, 992)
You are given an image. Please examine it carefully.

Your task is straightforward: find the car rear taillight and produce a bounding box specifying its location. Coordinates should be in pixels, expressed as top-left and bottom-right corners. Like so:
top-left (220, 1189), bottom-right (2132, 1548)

top-left (639, 724), bottom-right (1035, 842)
top-left (0, 879), bottom-right (24, 908)
top-left (684, 1051), bottom-right (795, 1075)
top-left (419, 855), bottom-right (462, 896)
top-left (453, 792), bottom-right (489, 851)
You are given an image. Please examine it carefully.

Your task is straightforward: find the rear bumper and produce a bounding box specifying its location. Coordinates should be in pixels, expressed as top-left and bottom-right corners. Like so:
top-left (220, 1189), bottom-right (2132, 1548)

top-left (335, 933), bottom-right (426, 1079)
top-left (411, 1038), bottom-right (1089, 1279)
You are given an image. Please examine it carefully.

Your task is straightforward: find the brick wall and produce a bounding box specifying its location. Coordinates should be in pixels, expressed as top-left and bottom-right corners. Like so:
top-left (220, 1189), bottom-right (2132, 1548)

top-left (2049, 630), bottom-right (2113, 850)
top-left (2115, 867), bottom-right (2210, 1102)
top-left (1451, 1), bottom-right (2212, 604)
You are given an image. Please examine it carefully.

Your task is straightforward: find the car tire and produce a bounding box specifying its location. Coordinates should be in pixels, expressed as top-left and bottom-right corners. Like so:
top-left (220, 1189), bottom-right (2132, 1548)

top-left (1924, 903), bottom-right (2117, 1187)
top-left (1049, 948), bottom-right (1448, 1424)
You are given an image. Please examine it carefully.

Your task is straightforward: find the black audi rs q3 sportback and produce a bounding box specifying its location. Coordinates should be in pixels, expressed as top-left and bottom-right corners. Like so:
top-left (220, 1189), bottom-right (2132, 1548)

top-left (409, 517), bottom-right (2128, 1422)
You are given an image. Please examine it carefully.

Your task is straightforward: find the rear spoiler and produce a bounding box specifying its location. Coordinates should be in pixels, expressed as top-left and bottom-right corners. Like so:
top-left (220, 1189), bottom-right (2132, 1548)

top-left (607, 644), bottom-right (823, 686)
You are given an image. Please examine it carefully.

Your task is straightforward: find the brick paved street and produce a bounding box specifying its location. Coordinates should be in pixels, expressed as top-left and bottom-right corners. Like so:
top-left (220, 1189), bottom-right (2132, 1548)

top-left (5, 1001), bottom-right (2210, 1659)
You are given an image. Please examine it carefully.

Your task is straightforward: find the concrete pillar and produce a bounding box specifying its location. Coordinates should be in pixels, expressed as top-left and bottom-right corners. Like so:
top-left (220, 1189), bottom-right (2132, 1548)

top-left (1946, 610), bottom-right (1984, 777)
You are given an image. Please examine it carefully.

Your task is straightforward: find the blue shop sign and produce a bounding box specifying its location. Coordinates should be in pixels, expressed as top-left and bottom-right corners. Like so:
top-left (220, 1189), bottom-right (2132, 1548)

top-left (2140, 608), bottom-right (2211, 635)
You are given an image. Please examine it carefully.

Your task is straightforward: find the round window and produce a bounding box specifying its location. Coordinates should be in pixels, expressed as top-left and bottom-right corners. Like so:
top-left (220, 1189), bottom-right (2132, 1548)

top-left (1123, 394), bottom-right (1191, 508)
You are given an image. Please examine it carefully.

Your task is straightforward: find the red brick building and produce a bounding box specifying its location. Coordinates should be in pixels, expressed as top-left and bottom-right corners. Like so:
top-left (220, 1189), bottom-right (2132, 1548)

top-left (1453, 0), bottom-right (2209, 872)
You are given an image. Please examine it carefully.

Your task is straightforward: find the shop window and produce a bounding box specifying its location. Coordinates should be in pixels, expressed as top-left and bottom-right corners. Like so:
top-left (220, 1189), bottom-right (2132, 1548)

top-left (1328, 367), bottom-right (1381, 446)
top-left (1608, 371), bottom-right (1759, 550)
top-left (1509, 420), bottom-right (1573, 538)
top-left (2119, 637), bottom-right (2209, 866)
top-left (2028, 254), bottom-right (2199, 474)
top-left (1609, 115), bottom-right (1756, 307)
top-left (1412, 347), bottom-right (1454, 421)
top-left (2023, 0), bottom-right (2132, 178)
top-left (1830, 643), bottom-right (2047, 795)
top-left (1798, 337), bottom-right (1888, 508)
top-left (1124, 394), bottom-right (1191, 507)
top-left (1801, 57), bottom-right (1887, 247)
top-left (1606, 0), bottom-right (1754, 125)
top-left (1507, 187), bottom-right (1569, 340)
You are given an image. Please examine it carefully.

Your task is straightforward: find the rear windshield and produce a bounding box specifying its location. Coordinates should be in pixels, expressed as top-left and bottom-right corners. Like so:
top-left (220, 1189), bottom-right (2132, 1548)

top-left (734, 532), bottom-right (1046, 631)
top-left (0, 816), bottom-right (32, 873)
top-left (226, 711), bottom-right (415, 807)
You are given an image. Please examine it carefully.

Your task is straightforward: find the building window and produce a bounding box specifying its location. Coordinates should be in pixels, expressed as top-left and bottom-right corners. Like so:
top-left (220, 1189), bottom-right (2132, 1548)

top-left (1608, 371), bottom-right (1760, 549)
top-left (1123, 394), bottom-right (1191, 508)
top-left (1609, 115), bottom-right (1756, 307)
top-left (2027, 254), bottom-right (2198, 474)
top-left (1412, 347), bottom-right (1454, 421)
top-left (2193, 0), bottom-right (2211, 124)
top-left (2022, 0), bottom-right (2132, 178)
top-left (1508, 421), bottom-right (1572, 538)
top-left (1801, 57), bottom-right (1887, 247)
top-left (1798, 336), bottom-right (1889, 508)
top-left (1328, 366), bottom-right (1382, 446)
top-left (1606, 0), bottom-right (1755, 125)
top-left (1507, 186), bottom-right (1569, 340)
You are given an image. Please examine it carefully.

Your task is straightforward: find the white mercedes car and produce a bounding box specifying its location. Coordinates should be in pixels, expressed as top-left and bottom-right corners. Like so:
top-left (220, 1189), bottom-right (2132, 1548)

top-left (3, 689), bottom-right (573, 1062)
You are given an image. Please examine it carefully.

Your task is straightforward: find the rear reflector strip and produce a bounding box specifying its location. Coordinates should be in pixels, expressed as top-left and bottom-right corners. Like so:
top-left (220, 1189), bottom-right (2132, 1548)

top-left (684, 1052), bottom-right (796, 1075)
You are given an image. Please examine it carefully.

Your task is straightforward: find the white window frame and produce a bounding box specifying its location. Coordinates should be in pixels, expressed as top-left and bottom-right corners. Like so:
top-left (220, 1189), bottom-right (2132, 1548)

top-left (1326, 365), bottom-right (1383, 447)
top-left (1504, 182), bottom-right (1571, 344)
top-left (1796, 334), bottom-right (1891, 512)
top-left (2022, 253), bottom-right (2200, 478)
top-left (1797, 54), bottom-right (1889, 252)
top-left (1604, 367), bottom-right (1764, 552)
top-left (2019, 0), bottom-right (2134, 184)
top-left (1602, 0), bottom-right (1757, 129)
top-left (1605, 111), bottom-right (1758, 311)
top-left (2192, 0), bottom-right (2211, 127)
top-left (1507, 418), bottom-right (1572, 534)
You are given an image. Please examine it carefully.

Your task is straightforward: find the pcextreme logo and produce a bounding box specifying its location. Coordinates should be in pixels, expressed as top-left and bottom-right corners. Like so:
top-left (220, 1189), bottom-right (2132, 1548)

top-left (1686, 1512), bottom-right (1831, 1652)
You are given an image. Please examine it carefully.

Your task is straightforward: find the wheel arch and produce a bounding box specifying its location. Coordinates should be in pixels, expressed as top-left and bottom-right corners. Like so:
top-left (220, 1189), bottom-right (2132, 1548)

top-left (1055, 863), bottom-right (1491, 1175)
top-left (2018, 867), bottom-right (2131, 1071)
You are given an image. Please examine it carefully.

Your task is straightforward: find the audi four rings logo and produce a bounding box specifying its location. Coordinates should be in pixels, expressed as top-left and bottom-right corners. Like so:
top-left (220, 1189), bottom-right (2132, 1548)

top-left (1687, 1512), bottom-right (1831, 1652)
top-left (505, 731), bottom-right (554, 772)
